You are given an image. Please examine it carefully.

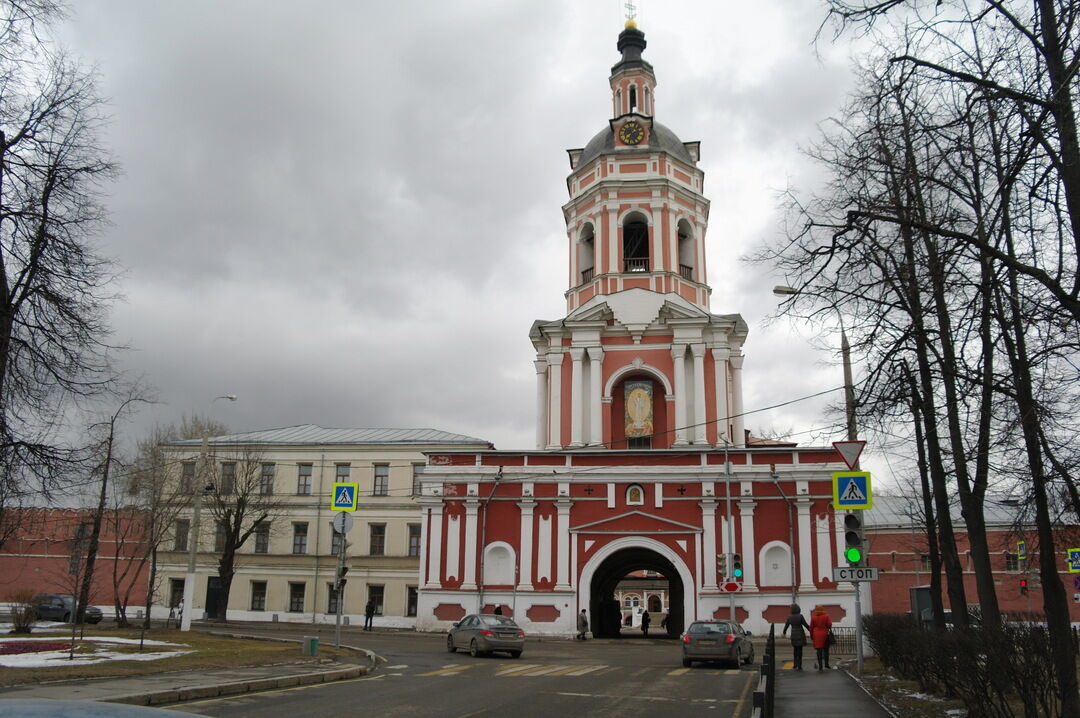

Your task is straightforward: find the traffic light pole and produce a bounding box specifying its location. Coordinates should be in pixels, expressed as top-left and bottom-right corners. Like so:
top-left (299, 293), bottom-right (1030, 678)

top-left (724, 440), bottom-right (736, 622)
top-left (334, 543), bottom-right (346, 648)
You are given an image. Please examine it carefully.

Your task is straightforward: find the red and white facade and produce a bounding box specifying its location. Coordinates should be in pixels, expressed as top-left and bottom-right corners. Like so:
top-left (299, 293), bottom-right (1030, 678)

top-left (416, 23), bottom-right (861, 636)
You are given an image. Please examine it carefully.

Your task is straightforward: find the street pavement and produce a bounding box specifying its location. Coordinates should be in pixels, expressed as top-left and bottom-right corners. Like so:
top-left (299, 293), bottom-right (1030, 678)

top-left (0, 622), bottom-right (896, 716)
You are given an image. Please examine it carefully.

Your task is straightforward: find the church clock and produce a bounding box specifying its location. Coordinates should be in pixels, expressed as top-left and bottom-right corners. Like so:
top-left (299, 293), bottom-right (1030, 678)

top-left (618, 121), bottom-right (644, 145)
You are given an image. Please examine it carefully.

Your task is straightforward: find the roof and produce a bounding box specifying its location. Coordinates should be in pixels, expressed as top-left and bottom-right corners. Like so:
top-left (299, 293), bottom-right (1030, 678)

top-left (165, 424), bottom-right (492, 448)
top-left (577, 120), bottom-right (695, 167)
top-left (865, 494), bottom-right (1022, 529)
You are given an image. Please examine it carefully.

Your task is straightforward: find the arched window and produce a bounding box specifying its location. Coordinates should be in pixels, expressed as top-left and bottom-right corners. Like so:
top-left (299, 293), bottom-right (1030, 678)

top-left (648, 595), bottom-right (662, 612)
top-left (622, 214), bottom-right (649, 272)
top-left (482, 543), bottom-right (515, 585)
top-left (579, 223), bottom-right (595, 284)
top-left (629, 84), bottom-right (637, 112)
top-left (677, 220), bottom-right (694, 280)
top-left (626, 484), bottom-right (645, 505)
top-left (644, 86), bottom-right (651, 115)
top-left (615, 89), bottom-right (622, 116)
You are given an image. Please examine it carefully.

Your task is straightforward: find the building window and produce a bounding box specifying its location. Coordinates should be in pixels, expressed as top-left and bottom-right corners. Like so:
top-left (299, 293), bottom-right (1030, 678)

top-left (292, 523), bottom-right (308, 554)
top-left (920, 553), bottom-right (932, 572)
top-left (288, 583), bottom-right (305, 613)
top-left (254, 522), bottom-right (269, 554)
top-left (369, 524), bottom-right (385, 556)
top-left (368, 584), bottom-right (384, 615)
top-left (259, 463), bottom-right (275, 495)
top-left (1005, 553), bottom-right (1019, 572)
top-left (219, 462), bottom-right (236, 495)
top-left (412, 465), bottom-right (423, 496)
top-left (627, 436), bottom-right (651, 449)
top-left (180, 462), bottom-right (195, 493)
top-left (408, 524), bottom-right (421, 557)
top-left (331, 529), bottom-right (345, 557)
top-left (169, 578), bottom-right (185, 608)
top-left (622, 216), bottom-right (649, 272)
top-left (174, 519), bottom-right (190, 552)
top-left (373, 464), bottom-right (389, 496)
top-left (214, 521), bottom-right (227, 553)
top-left (328, 584), bottom-right (342, 614)
top-left (335, 464), bottom-right (351, 482)
top-left (250, 581), bottom-right (267, 611)
top-left (296, 464), bottom-right (312, 495)
top-left (406, 586), bottom-right (418, 617)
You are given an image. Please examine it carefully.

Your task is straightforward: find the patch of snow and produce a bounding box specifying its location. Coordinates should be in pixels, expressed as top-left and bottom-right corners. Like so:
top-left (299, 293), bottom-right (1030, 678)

top-left (0, 636), bottom-right (191, 667)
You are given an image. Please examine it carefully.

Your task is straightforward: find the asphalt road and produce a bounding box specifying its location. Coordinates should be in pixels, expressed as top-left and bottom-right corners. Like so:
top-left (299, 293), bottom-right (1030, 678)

top-left (175, 626), bottom-right (758, 717)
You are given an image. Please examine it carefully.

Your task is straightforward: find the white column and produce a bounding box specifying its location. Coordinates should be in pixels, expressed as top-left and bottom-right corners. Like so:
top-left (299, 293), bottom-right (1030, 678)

top-left (547, 351), bottom-right (563, 449)
top-left (713, 348), bottom-right (730, 445)
top-left (816, 514), bottom-right (833, 583)
top-left (555, 498), bottom-right (572, 591)
top-left (588, 347), bottom-right (604, 446)
top-left (739, 499), bottom-right (757, 591)
top-left (569, 347), bottom-right (586, 447)
top-left (691, 343), bottom-right (706, 444)
top-left (534, 359), bottom-right (548, 449)
top-left (517, 500), bottom-right (535, 591)
top-left (608, 206), bottom-right (619, 273)
top-left (462, 499), bottom-right (479, 590)
top-left (701, 500), bottom-right (718, 589)
top-left (797, 498), bottom-right (815, 593)
top-left (425, 505), bottom-right (444, 588)
top-left (729, 354), bottom-right (745, 447)
top-left (671, 344), bottom-right (688, 445)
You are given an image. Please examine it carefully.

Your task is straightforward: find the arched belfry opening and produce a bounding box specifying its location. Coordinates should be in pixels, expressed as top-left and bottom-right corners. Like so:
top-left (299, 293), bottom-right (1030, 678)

top-left (579, 223), bottom-right (596, 284)
top-left (588, 546), bottom-right (684, 638)
top-left (622, 213), bottom-right (650, 273)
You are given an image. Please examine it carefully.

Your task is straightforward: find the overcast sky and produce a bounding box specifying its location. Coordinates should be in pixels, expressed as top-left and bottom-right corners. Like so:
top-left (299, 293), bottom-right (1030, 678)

top-left (54, 1), bottom-right (896, 485)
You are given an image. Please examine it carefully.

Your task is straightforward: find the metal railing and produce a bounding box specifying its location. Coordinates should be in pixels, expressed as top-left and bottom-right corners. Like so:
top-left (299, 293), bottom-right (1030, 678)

top-left (623, 257), bottom-right (649, 272)
top-left (752, 624), bottom-right (776, 718)
top-left (679, 264), bottom-right (693, 280)
top-left (580, 267), bottom-right (594, 283)
top-left (830, 626), bottom-right (856, 654)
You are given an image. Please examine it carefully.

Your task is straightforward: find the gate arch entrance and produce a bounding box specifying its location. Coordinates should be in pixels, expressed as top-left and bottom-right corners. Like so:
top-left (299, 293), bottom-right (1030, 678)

top-left (579, 538), bottom-right (693, 638)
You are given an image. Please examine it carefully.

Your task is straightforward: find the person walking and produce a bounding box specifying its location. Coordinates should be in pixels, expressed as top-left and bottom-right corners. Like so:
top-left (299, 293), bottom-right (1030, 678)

top-left (809, 605), bottom-right (833, 670)
top-left (494, 605), bottom-right (504, 616)
top-left (364, 599), bottom-right (375, 631)
top-left (640, 610), bottom-right (651, 638)
top-left (577, 609), bottom-right (589, 640)
top-left (782, 604), bottom-right (810, 671)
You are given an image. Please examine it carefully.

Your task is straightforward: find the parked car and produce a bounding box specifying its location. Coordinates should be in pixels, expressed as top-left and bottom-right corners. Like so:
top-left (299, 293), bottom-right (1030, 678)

top-left (447, 614), bottom-right (525, 658)
top-left (33, 594), bottom-right (103, 624)
top-left (681, 620), bottom-right (754, 668)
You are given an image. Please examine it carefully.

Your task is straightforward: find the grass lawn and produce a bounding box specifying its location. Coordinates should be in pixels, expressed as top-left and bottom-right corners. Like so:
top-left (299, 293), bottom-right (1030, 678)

top-left (0, 627), bottom-right (355, 688)
top-left (855, 656), bottom-right (967, 718)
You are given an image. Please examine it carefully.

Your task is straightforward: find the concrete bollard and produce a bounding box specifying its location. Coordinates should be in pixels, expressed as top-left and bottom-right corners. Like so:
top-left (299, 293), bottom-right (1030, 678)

top-left (301, 636), bottom-right (319, 656)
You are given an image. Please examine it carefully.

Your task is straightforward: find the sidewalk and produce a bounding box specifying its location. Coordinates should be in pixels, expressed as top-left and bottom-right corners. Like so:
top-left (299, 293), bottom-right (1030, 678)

top-left (769, 643), bottom-right (895, 718)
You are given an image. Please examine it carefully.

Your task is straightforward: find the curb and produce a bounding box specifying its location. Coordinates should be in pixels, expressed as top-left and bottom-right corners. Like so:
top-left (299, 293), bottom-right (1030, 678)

top-left (105, 663), bottom-right (368, 707)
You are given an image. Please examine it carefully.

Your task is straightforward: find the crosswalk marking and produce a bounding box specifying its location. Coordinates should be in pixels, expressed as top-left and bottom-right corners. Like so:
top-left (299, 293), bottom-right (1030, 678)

top-left (516, 664), bottom-right (576, 676)
top-left (668, 668), bottom-right (691, 676)
top-left (562, 665), bottom-right (609, 676)
top-left (415, 662), bottom-right (746, 678)
top-left (416, 664), bottom-right (474, 676)
top-left (495, 663), bottom-right (543, 676)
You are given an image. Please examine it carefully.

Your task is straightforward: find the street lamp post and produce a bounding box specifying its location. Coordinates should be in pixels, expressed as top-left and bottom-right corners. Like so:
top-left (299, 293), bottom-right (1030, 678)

top-left (180, 394), bottom-right (237, 632)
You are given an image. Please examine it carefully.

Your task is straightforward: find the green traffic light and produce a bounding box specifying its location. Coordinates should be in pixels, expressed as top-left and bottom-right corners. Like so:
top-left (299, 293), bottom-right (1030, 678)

top-left (733, 568), bottom-right (743, 578)
top-left (845, 547), bottom-right (863, 564)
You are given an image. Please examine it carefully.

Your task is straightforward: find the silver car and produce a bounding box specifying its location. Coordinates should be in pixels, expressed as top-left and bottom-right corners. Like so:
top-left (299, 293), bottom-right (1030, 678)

top-left (34, 594), bottom-right (103, 624)
top-left (681, 620), bottom-right (754, 668)
top-left (447, 614), bottom-right (525, 658)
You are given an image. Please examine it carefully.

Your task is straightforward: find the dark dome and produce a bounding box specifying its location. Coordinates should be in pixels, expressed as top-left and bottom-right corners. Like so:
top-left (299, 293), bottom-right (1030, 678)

top-left (578, 121), bottom-right (695, 167)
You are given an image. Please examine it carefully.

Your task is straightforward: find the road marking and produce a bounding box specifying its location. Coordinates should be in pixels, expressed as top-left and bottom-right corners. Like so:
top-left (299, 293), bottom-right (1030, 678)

top-left (668, 667), bottom-right (691, 675)
top-left (385, 664), bottom-right (408, 669)
top-left (555, 692), bottom-right (735, 704)
top-left (495, 663), bottom-right (543, 675)
top-left (733, 671), bottom-right (755, 716)
top-left (417, 664), bottom-right (474, 676)
top-left (515, 664), bottom-right (575, 676)
top-left (562, 664), bottom-right (608, 676)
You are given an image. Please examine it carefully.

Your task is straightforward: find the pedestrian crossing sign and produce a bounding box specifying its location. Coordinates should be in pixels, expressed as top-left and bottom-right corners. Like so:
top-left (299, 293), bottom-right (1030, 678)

top-left (1068, 549), bottom-right (1080, 573)
top-left (331, 483), bottom-right (359, 511)
top-left (832, 472), bottom-right (872, 510)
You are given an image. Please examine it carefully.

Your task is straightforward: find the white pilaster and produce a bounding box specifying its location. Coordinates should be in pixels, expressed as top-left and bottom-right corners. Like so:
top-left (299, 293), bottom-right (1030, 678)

top-left (713, 348), bottom-right (730, 445)
top-left (607, 207), bottom-right (619, 272)
top-left (425, 505), bottom-right (443, 588)
top-left (671, 344), bottom-right (688, 445)
top-left (555, 497), bottom-right (572, 591)
top-left (797, 498), bottom-right (815, 593)
top-left (816, 514), bottom-right (833, 583)
top-left (701, 500), bottom-right (718, 589)
top-left (729, 354), bottom-right (745, 447)
top-left (739, 499), bottom-right (757, 591)
top-left (517, 500), bottom-right (535, 591)
top-left (547, 351), bottom-right (563, 449)
top-left (691, 343), bottom-right (706, 444)
top-left (462, 499), bottom-right (479, 590)
top-left (569, 347), bottom-right (586, 447)
top-left (534, 359), bottom-right (548, 449)
top-left (588, 347), bottom-right (604, 446)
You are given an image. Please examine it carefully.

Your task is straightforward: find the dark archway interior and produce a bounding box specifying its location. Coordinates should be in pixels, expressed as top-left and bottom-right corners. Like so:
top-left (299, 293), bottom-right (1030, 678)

top-left (589, 547), bottom-right (684, 638)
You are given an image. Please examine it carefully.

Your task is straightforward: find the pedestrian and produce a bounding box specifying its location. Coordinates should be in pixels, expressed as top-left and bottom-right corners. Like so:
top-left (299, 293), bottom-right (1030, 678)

top-left (577, 609), bottom-right (589, 640)
top-left (809, 605), bottom-right (833, 670)
top-left (782, 603), bottom-right (810, 671)
top-left (364, 599), bottom-right (375, 631)
top-left (494, 605), bottom-right (504, 616)
top-left (641, 610), bottom-right (651, 638)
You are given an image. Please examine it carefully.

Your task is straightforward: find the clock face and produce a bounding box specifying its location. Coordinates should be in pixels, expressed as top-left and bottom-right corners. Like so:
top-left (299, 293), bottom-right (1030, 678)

top-left (619, 121), bottom-right (645, 145)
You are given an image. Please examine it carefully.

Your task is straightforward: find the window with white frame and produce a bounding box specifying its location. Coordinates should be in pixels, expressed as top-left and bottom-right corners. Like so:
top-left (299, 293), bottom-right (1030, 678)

top-left (296, 464), bottom-right (312, 495)
top-left (373, 464), bottom-right (389, 496)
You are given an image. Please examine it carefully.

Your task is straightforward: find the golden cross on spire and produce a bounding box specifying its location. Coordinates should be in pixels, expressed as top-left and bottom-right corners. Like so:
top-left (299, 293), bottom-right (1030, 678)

top-left (624, 0), bottom-right (638, 28)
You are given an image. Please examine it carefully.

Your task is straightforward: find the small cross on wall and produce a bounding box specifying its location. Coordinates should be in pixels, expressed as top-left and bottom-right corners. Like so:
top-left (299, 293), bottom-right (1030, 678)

top-left (677, 486), bottom-right (687, 495)
top-left (584, 486), bottom-right (594, 495)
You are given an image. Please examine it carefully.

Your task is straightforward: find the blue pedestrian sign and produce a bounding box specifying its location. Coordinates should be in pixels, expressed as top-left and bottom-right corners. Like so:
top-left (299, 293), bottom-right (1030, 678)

top-left (331, 483), bottom-right (359, 511)
top-left (1068, 548), bottom-right (1080, 574)
top-left (832, 472), bottom-right (872, 510)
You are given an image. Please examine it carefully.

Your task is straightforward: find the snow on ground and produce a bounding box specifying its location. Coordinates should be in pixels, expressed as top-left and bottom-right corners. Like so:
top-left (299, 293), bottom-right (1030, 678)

top-left (0, 633), bottom-right (191, 668)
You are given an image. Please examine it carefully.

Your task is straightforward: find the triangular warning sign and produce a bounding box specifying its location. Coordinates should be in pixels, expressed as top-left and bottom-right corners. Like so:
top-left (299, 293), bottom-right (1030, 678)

top-left (335, 486), bottom-right (353, 505)
top-left (833, 441), bottom-right (866, 470)
top-left (841, 478), bottom-right (866, 502)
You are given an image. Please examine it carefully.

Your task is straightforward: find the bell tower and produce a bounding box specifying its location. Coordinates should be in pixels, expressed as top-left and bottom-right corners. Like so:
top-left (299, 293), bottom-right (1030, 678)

top-left (531, 20), bottom-right (749, 452)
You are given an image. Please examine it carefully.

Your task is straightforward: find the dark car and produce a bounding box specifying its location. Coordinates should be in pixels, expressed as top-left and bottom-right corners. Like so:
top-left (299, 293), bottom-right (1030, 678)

top-left (447, 614), bottom-right (525, 658)
top-left (681, 620), bottom-right (754, 668)
top-left (33, 594), bottom-right (103, 624)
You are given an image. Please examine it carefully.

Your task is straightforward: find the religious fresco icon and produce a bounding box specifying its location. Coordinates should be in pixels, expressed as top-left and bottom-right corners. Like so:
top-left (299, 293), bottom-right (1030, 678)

top-left (625, 380), bottom-right (654, 437)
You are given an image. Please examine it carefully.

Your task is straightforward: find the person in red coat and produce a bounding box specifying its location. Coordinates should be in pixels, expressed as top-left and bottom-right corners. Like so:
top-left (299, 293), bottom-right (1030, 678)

top-left (809, 605), bottom-right (833, 671)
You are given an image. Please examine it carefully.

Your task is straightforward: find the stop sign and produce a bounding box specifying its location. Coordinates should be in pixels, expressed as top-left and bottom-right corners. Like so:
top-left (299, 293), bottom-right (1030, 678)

top-left (724, 582), bottom-right (740, 592)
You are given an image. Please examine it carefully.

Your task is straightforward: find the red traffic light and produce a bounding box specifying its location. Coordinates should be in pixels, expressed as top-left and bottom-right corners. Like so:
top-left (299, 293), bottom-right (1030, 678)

top-left (1020, 578), bottom-right (1029, 595)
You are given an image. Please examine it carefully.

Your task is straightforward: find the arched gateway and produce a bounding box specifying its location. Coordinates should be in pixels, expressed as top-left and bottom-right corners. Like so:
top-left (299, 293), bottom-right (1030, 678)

top-left (413, 21), bottom-right (861, 636)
